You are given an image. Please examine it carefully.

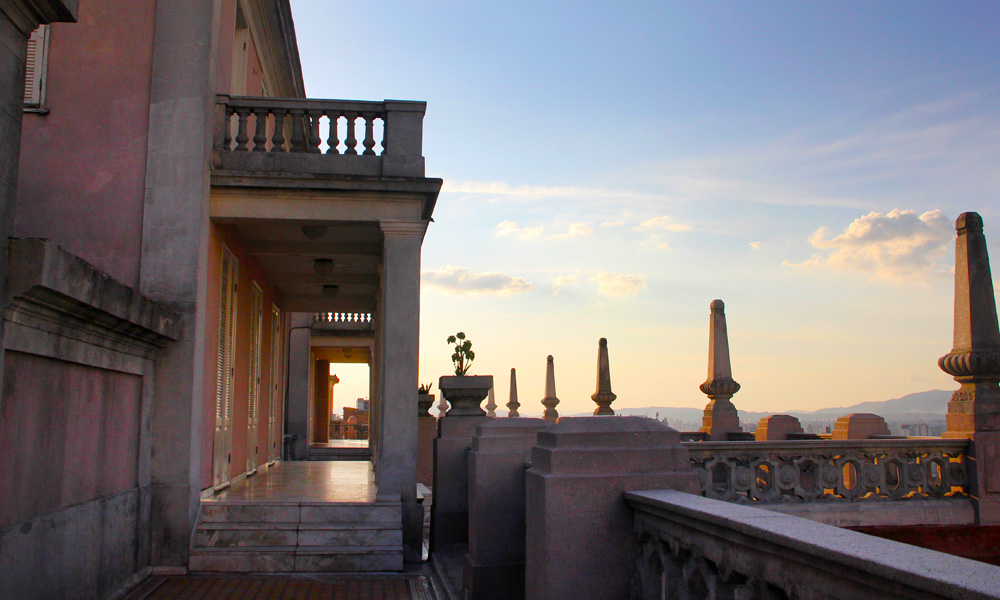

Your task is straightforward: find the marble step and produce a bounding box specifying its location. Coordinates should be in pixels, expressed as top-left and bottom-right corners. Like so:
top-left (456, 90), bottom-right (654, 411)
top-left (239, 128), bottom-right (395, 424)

top-left (198, 501), bottom-right (401, 524)
top-left (195, 522), bottom-right (403, 548)
top-left (188, 545), bottom-right (403, 573)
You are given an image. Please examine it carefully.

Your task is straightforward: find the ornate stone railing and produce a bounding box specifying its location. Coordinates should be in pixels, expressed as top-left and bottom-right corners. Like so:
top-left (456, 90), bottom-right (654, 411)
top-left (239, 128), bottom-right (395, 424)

top-left (311, 312), bottom-right (373, 332)
top-left (684, 439), bottom-right (969, 504)
top-left (212, 95), bottom-right (426, 178)
top-left (626, 489), bottom-right (1000, 600)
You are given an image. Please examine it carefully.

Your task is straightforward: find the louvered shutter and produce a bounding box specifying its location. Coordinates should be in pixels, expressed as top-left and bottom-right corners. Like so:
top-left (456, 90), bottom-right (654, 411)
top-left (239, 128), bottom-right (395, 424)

top-left (23, 25), bottom-right (49, 107)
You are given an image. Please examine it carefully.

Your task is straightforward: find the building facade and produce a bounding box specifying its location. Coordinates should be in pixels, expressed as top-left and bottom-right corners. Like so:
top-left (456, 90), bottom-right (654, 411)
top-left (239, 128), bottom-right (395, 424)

top-left (0, 1), bottom-right (439, 597)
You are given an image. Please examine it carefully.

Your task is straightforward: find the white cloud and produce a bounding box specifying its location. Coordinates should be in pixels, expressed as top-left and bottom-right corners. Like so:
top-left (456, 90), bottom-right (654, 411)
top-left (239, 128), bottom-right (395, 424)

top-left (588, 272), bottom-right (648, 298)
top-left (495, 220), bottom-right (544, 240)
top-left (601, 220), bottom-right (625, 227)
top-left (633, 215), bottom-right (691, 233)
top-left (783, 209), bottom-right (953, 282)
top-left (422, 266), bottom-right (535, 296)
top-left (552, 272), bottom-right (580, 294)
top-left (553, 223), bottom-right (593, 239)
top-left (750, 241), bottom-right (762, 250)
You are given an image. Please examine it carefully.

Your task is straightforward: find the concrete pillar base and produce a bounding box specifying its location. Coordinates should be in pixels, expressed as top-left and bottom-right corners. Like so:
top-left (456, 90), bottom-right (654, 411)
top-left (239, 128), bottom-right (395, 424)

top-left (525, 417), bottom-right (700, 600)
top-left (430, 414), bottom-right (490, 550)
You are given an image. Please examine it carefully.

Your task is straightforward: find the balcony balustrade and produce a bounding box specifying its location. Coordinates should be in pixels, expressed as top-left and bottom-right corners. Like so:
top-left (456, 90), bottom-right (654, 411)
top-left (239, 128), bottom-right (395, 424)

top-left (312, 311), bottom-right (374, 332)
top-left (212, 95), bottom-right (426, 178)
top-left (626, 489), bottom-right (999, 600)
top-left (685, 438), bottom-right (969, 505)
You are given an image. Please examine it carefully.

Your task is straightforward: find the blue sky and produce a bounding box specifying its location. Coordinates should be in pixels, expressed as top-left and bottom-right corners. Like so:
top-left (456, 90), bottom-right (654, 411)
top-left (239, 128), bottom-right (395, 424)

top-left (293, 1), bottom-right (1000, 416)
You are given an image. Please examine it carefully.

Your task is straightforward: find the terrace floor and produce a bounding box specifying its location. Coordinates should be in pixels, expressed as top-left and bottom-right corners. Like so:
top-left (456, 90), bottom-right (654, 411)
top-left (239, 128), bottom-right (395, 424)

top-left (206, 461), bottom-right (377, 504)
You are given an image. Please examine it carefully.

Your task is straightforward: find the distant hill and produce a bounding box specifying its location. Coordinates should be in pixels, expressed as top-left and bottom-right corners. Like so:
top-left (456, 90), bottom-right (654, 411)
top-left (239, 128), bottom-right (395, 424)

top-left (605, 390), bottom-right (952, 424)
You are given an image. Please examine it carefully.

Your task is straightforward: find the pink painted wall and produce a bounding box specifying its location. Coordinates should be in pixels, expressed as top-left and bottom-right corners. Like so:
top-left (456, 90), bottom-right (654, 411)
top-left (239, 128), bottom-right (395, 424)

top-left (13, 0), bottom-right (157, 288)
top-left (0, 352), bottom-right (141, 527)
top-left (200, 222), bottom-right (285, 490)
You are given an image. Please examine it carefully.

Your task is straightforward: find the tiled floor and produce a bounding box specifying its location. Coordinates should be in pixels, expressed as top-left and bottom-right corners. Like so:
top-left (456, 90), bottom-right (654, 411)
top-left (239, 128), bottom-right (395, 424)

top-left (206, 461), bottom-right (377, 504)
top-left (125, 574), bottom-right (437, 600)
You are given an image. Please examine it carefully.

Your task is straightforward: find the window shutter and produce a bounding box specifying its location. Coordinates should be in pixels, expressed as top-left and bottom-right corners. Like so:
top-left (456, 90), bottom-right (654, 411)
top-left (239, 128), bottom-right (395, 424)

top-left (23, 25), bottom-right (49, 107)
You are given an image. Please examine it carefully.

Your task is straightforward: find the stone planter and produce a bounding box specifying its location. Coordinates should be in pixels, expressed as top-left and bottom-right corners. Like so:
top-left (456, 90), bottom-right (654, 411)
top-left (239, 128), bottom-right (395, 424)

top-left (417, 393), bottom-right (435, 417)
top-left (438, 375), bottom-right (493, 416)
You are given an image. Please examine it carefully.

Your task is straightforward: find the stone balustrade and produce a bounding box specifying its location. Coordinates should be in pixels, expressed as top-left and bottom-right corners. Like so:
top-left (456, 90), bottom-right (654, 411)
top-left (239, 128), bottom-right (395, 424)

top-left (311, 312), bottom-right (373, 331)
top-left (626, 489), bottom-right (1000, 600)
top-left (213, 95), bottom-right (427, 178)
top-left (684, 439), bottom-right (969, 505)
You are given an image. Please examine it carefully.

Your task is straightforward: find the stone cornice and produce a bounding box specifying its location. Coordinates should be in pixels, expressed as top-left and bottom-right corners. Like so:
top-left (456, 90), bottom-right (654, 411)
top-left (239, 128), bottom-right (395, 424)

top-left (379, 220), bottom-right (428, 236)
top-left (1, 0), bottom-right (78, 35)
top-left (4, 239), bottom-right (180, 357)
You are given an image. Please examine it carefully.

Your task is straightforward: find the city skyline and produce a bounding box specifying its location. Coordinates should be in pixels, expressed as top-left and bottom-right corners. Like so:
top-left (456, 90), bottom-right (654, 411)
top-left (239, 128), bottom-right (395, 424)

top-left (292, 1), bottom-right (1000, 414)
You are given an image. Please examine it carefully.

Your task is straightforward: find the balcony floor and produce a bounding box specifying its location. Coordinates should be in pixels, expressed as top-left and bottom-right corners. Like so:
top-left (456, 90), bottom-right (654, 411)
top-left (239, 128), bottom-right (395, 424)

top-left (206, 461), bottom-right (376, 504)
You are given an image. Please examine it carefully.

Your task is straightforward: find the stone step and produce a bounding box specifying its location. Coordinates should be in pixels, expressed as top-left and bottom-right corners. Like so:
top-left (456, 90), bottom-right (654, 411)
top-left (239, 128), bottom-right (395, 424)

top-left (188, 546), bottom-right (403, 573)
top-left (195, 522), bottom-right (403, 549)
top-left (198, 501), bottom-right (401, 524)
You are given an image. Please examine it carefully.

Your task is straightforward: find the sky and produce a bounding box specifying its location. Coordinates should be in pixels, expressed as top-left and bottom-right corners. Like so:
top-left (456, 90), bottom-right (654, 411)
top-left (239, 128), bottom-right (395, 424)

top-left (292, 1), bottom-right (1000, 416)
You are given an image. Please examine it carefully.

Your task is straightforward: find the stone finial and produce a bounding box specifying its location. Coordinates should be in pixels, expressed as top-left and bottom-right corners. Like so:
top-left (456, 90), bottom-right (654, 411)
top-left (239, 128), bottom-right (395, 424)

top-left (486, 385), bottom-right (497, 417)
top-left (591, 338), bottom-right (617, 416)
top-left (508, 368), bottom-right (520, 417)
top-left (939, 212), bottom-right (1000, 437)
top-left (541, 355), bottom-right (560, 422)
top-left (699, 299), bottom-right (742, 440)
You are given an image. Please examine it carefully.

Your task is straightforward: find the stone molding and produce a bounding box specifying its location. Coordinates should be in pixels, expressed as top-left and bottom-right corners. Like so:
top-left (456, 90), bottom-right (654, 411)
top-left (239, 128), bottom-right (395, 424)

top-left (1, 0), bottom-right (77, 35)
top-left (4, 239), bottom-right (180, 360)
top-left (380, 219), bottom-right (429, 237)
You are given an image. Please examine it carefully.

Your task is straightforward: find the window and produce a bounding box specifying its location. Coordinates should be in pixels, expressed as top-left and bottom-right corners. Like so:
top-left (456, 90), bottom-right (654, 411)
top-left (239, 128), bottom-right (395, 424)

top-left (24, 25), bottom-right (50, 111)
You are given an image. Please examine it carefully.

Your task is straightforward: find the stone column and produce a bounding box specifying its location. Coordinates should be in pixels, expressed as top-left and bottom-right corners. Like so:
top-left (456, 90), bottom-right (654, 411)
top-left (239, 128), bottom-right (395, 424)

top-left (311, 359), bottom-right (331, 444)
top-left (699, 299), bottom-right (742, 440)
top-left (417, 393), bottom-right (436, 487)
top-left (938, 212), bottom-right (1000, 524)
top-left (525, 417), bottom-right (700, 600)
top-left (464, 418), bottom-right (550, 600)
top-left (0, 0), bottom-right (77, 411)
top-left (285, 316), bottom-right (312, 460)
top-left (139, 0), bottom-right (220, 567)
top-left (377, 220), bottom-right (427, 562)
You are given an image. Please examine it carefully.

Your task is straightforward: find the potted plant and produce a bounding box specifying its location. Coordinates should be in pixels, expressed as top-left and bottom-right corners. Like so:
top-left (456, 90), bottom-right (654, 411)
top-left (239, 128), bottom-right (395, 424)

top-left (437, 332), bottom-right (493, 416)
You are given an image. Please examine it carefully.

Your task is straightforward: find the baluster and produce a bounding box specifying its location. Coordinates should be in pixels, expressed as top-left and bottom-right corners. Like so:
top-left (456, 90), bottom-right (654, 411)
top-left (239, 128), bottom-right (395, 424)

top-left (234, 108), bottom-right (250, 151)
top-left (326, 112), bottom-right (340, 154)
top-left (344, 112), bottom-right (358, 155)
top-left (252, 108), bottom-right (268, 152)
top-left (380, 111), bottom-right (388, 155)
top-left (307, 110), bottom-right (322, 153)
top-left (270, 108), bottom-right (286, 152)
top-left (224, 106), bottom-right (234, 149)
top-left (289, 109), bottom-right (306, 152)
top-left (362, 114), bottom-right (376, 155)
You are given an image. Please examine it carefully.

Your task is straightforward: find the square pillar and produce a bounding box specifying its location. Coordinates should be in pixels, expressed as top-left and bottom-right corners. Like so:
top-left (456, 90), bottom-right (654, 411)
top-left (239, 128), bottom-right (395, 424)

top-left (377, 220), bottom-right (427, 562)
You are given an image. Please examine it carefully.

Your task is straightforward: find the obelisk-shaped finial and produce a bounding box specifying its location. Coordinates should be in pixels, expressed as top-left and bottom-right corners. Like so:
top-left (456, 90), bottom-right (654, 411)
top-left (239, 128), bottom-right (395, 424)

top-left (699, 299), bottom-right (742, 440)
top-left (507, 368), bottom-right (520, 417)
top-left (541, 355), bottom-right (560, 422)
top-left (939, 212), bottom-right (1000, 437)
top-left (486, 385), bottom-right (497, 417)
top-left (592, 338), bottom-right (617, 415)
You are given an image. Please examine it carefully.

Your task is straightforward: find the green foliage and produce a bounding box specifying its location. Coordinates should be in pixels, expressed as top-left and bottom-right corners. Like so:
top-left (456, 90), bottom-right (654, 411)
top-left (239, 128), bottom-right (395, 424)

top-left (418, 383), bottom-right (433, 394)
top-left (446, 331), bottom-right (475, 376)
